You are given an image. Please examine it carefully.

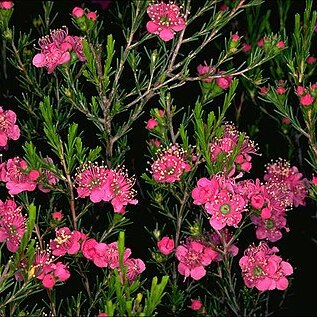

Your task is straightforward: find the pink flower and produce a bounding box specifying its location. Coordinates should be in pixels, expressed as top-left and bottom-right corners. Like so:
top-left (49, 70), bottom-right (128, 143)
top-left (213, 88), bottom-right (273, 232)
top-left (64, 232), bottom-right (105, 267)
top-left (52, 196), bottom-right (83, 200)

top-left (72, 6), bottom-right (85, 18)
top-left (98, 313), bottom-right (108, 317)
top-left (50, 227), bottom-right (82, 256)
top-left (82, 238), bottom-right (98, 260)
top-left (192, 177), bottom-right (219, 205)
top-left (0, 205), bottom-right (26, 252)
top-left (146, 2), bottom-right (186, 42)
top-left (239, 242), bottom-right (293, 291)
top-left (190, 299), bottom-right (203, 311)
top-left (264, 159), bottom-right (309, 207)
top-left (282, 117), bottom-right (291, 125)
top-left (151, 144), bottom-right (191, 183)
top-left (216, 73), bottom-right (232, 89)
top-left (0, 157), bottom-right (39, 195)
top-left (312, 176), bottom-right (317, 185)
top-left (86, 11), bottom-right (97, 21)
top-left (75, 163), bottom-right (138, 213)
top-left (53, 262), bottom-right (70, 282)
top-left (257, 38), bottom-right (264, 47)
top-left (260, 86), bottom-right (269, 95)
top-left (307, 56), bottom-right (317, 64)
top-left (300, 93), bottom-right (314, 106)
top-left (276, 41), bottom-right (285, 49)
top-left (296, 86), bottom-right (305, 95)
top-left (197, 63), bottom-right (215, 83)
top-left (0, 1), bottom-right (13, 9)
top-left (157, 236), bottom-right (174, 255)
top-left (52, 211), bottom-right (63, 221)
top-left (42, 274), bottom-right (56, 289)
top-left (32, 27), bottom-right (85, 73)
top-left (0, 107), bottom-right (20, 147)
top-left (146, 118), bottom-right (158, 129)
top-left (206, 189), bottom-right (246, 230)
top-left (124, 258), bottom-right (146, 281)
top-left (176, 239), bottom-right (218, 280)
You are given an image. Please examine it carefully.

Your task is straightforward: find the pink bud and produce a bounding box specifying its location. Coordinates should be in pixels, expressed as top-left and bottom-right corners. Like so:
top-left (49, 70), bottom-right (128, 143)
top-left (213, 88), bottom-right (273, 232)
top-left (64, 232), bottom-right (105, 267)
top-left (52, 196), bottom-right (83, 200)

top-left (146, 118), bottom-right (158, 130)
top-left (190, 299), bottom-right (203, 311)
top-left (29, 169), bottom-right (40, 181)
top-left (257, 38), bottom-right (264, 47)
top-left (219, 4), bottom-right (228, 11)
top-left (261, 207), bottom-right (272, 219)
top-left (300, 94), bottom-right (314, 106)
top-left (216, 75), bottom-right (232, 90)
top-left (72, 7), bottom-right (85, 18)
top-left (157, 236), bottom-right (174, 255)
top-left (276, 86), bottom-right (286, 95)
top-left (0, 1), bottom-right (13, 10)
top-left (307, 56), bottom-right (317, 64)
top-left (260, 86), bottom-right (269, 95)
top-left (42, 274), bottom-right (56, 289)
top-left (312, 176), bottom-right (317, 185)
top-left (231, 34), bottom-right (240, 42)
top-left (52, 211), bottom-right (63, 221)
top-left (276, 41), bottom-right (285, 49)
top-left (98, 314), bottom-right (108, 317)
top-left (86, 11), bottom-right (97, 21)
top-left (296, 86), bottom-right (305, 95)
top-left (251, 195), bottom-right (264, 209)
top-left (282, 117), bottom-right (291, 125)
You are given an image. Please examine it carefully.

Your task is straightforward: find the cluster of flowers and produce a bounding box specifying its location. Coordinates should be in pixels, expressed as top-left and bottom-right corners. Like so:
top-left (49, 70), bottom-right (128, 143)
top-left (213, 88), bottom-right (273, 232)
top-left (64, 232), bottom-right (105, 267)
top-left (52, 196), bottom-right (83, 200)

top-left (0, 157), bottom-right (57, 195)
top-left (197, 63), bottom-right (233, 91)
top-left (150, 144), bottom-right (191, 183)
top-left (32, 26), bottom-right (86, 74)
top-left (0, 199), bottom-right (26, 252)
top-left (16, 247), bottom-right (71, 289)
top-left (0, 107), bottom-right (20, 147)
top-left (74, 162), bottom-right (138, 214)
top-left (82, 238), bottom-right (146, 282)
top-left (210, 122), bottom-right (259, 174)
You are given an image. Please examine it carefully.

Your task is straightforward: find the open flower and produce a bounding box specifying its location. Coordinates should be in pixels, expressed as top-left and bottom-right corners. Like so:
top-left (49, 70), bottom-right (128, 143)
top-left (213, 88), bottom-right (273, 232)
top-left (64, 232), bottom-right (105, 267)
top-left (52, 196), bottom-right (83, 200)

top-left (146, 2), bottom-right (186, 41)
top-left (0, 107), bottom-right (20, 147)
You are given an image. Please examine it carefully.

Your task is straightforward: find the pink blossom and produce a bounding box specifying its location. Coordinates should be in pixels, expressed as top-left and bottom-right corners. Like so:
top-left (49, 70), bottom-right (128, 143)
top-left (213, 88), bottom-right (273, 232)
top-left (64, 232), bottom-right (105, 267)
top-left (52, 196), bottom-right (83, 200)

top-left (82, 238), bottom-right (98, 260)
top-left (264, 159), bottom-right (309, 207)
top-left (146, 2), bottom-right (186, 42)
top-left (124, 258), bottom-right (146, 281)
top-left (98, 313), bottom-right (108, 317)
top-left (50, 227), bottom-right (83, 256)
top-left (300, 93), bottom-right (314, 106)
top-left (72, 6), bottom-right (85, 18)
top-left (190, 299), bottom-right (203, 311)
top-left (312, 176), bottom-right (317, 185)
top-left (0, 107), bottom-right (20, 147)
top-left (0, 157), bottom-right (39, 195)
top-left (197, 63), bottom-right (215, 83)
top-left (53, 262), bottom-right (71, 282)
top-left (0, 205), bottom-right (26, 252)
top-left (42, 274), bottom-right (56, 288)
top-left (157, 236), bottom-right (174, 255)
top-left (86, 11), bottom-right (97, 21)
top-left (192, 177), bottom-right (219, 205)
top-left (206, 189), bottom-right (246, 230)
top-left (0, 198), bottom-right (17, 217)
top-left (146, 118), bottom-right (158, 129)
top-left (151, 144), bottom-right (191, 183)
top-left (260, 86), bottom-right (269, 95)
top-left (176, 239), bottom-right (217, 280)
top-left (0, 1), bottom-right (13, 9)
top-left (307, 56), bottom-right (317, 64)
top-left (239, 242), bottom-right (293, 291)
top-left (257, 38), bottom-right (264, 47)
top-left (32, 27), bottom-right (85, 73)
top-left (52, 211), bottom-right (63, 221)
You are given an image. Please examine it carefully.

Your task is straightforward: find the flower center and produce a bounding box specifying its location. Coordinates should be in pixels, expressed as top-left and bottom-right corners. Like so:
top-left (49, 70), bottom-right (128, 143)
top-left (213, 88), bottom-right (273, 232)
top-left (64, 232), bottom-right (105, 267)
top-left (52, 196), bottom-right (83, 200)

top-left (220, 203), bottom-right (231, 215)
top-left (265, 219), bottom-right (275, 229)
top-left (160, 15), bottom-right (170, 25)
top-left (253, 265), bottom-right (264, 276)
